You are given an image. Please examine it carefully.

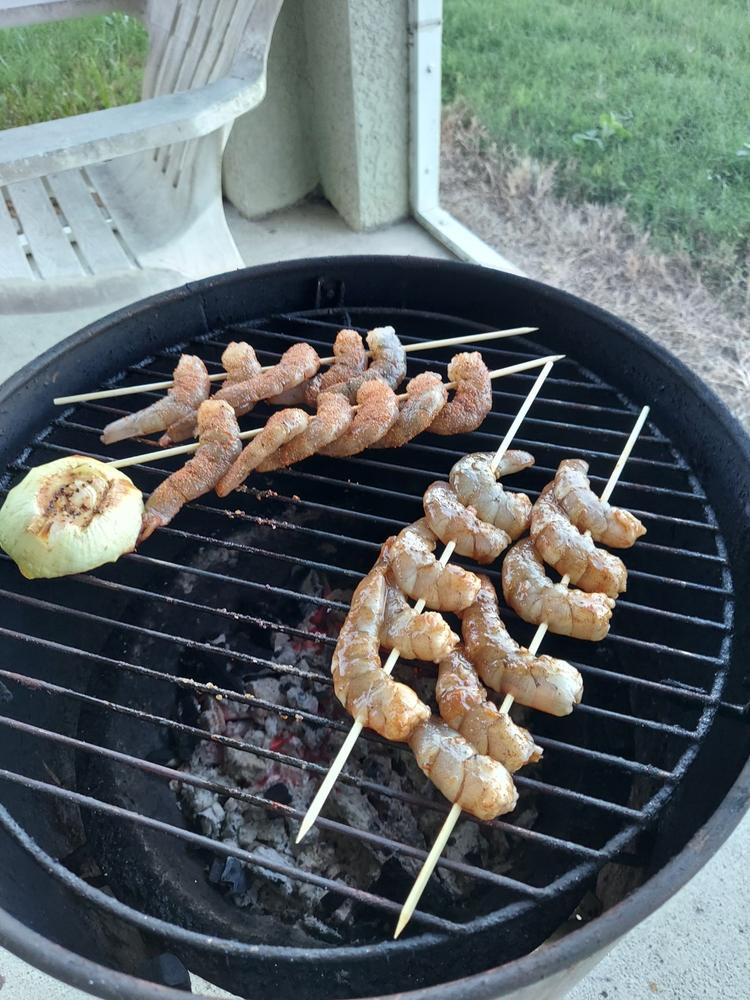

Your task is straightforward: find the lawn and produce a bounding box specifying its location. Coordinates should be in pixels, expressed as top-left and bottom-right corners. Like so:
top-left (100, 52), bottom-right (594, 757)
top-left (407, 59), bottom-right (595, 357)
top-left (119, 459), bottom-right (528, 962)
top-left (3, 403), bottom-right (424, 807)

top-left (443, 0), bottom-right (750, 287)
top-left (0, 13), bottom-right (146, 129)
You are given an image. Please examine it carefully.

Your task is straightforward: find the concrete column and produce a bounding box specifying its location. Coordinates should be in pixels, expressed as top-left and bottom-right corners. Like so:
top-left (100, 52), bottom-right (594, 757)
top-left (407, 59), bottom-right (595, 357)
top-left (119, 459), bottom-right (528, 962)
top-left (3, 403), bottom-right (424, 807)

top-left (223, 0), bottom-right (410, 231)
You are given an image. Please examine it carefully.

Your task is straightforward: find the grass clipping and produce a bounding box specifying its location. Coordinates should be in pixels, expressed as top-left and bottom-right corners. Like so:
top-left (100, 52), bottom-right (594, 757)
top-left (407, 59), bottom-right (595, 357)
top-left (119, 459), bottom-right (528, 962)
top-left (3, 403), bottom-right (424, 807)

top-left (441, 106), bottom-right (750, 430)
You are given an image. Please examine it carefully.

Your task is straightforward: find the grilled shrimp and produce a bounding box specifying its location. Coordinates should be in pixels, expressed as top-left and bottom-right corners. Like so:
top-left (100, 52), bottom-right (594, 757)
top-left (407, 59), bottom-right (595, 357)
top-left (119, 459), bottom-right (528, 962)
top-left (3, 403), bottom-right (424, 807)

top-left (330, 326), bottom-right (407, 399)
top-left (319, 380), bottom-right (399, 458)
top-left (408, 716), bottom-right (518, 820)
top-left (139, 400), bottom-right (241, 542)
top-left (531, 483), bottom-right (627, 597)
top-left (554, 458), bottom-right (646, 547)
top-left (371, 372), bottom-right (448, 449)
top-left (256, 392), bottom-right (352, 471)
top-left (215, 409), bottom-right (309, 497)
top-left (101, 355), bottom-right (210, 446)
top-left (462, 575), bottom-right (583, 716)
top-left (214, 343), bottom-right (320, 417)
top-left (388, 518), bottom-right (481, 612)
top-left (331, 563), bottom-right (430, 741)
top-left (429, 352), bottom-right (492, 435)
top-left (502, 538), bottom-right (614, 642)
top-left (436, 647), bottom-right (542, 772)
top-left (269, 329), bottom-right (366, 406)
top-left (381, 571), bottom-right (459, 662)
top-left (449, 450), bottom-right (534, 539)
top-left (423, 480), bottom-right (510, 563)
top-left (221, 342), bottom-right (261, 385)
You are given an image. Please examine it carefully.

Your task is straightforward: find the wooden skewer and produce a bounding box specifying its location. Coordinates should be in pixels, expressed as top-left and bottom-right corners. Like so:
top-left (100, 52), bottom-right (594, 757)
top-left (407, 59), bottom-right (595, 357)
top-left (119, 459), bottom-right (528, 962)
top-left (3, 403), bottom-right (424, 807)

top-left (295, 358), bottom-right (558, 846)
top-left (53, 327), bottom-right (539, 405)
top-left (393, 403), bottom-right (651, 938)
top-left (108, 355), bottom-right (564, 470)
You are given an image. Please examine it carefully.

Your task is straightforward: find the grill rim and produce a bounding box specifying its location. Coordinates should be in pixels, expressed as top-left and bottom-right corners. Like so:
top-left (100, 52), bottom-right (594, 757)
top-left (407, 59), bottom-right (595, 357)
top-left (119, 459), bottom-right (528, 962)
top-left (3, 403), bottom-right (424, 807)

top-left (0, 255), bottom-right (748, 997)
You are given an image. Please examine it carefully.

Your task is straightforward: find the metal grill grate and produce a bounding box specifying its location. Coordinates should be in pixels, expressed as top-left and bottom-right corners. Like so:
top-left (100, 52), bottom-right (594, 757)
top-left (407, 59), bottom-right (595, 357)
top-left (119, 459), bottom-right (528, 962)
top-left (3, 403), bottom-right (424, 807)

top-left (0, 299), bottom-right (740, 965)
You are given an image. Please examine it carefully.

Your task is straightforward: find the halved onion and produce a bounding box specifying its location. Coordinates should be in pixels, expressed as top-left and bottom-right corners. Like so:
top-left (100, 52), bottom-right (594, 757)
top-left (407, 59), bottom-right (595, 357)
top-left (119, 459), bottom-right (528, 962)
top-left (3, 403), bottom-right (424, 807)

top-left (0, 456), bottom-right (143, 579)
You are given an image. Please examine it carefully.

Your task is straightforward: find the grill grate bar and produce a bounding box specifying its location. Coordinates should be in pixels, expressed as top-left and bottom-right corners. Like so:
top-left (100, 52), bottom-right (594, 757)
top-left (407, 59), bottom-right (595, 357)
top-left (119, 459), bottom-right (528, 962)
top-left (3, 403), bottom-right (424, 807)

top-left (0, 714), bottom-right (545, 899)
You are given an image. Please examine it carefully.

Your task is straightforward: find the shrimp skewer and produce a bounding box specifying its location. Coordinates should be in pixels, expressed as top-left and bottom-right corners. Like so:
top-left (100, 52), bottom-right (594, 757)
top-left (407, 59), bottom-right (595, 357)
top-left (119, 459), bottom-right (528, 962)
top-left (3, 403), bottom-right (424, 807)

top-left (297, 359), bottom-right (558, 851)
top-left (554, 458), bottom-right (646, 548)
top-left (255, 392), bottom-right (353, 471)
top-left (530, 483), bottom-right (627, 598)
top-left (449, 450), bottom-right (535, 539)
top-left (214, 342), bottom-right (320, 418)
top-left (331, 563), bottom-right (430, 742)
top-left (423, 480), bottom-right (510, 564)
top-left (371, 372), bottom-right (448, 450)
top-left (319, 380), bottom-right (399, 458)
top-left (215, 409), bottom-right (309, 497)
top-left (436, 647), bottom-right (542, 772)
top-left (428, 352), bottom-right (492, 435)
top-left (269, 329), bottom-right (367, 406)
top-left (100, 355), bottom-right (210, 446)
top-left (138, 399), bottom-right (241, 541)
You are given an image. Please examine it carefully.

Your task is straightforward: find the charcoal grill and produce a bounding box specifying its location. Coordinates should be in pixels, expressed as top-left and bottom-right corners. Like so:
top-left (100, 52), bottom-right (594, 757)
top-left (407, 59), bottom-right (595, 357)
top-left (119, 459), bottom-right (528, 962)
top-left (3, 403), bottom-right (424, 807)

top-left (0, 256), bottom-right (748, 1000)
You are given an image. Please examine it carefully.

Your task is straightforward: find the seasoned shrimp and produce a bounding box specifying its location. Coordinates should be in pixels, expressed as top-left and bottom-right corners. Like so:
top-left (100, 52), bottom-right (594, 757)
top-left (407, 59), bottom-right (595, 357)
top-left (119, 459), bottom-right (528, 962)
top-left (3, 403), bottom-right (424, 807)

top-left (449, 450), bottom-right (534, 539)
top-left (531, 483), bottom-right (627, 597)
top-left (462, 575), bottom-right (583, 715)
top-left (423, 480), bottom-right (510, 563)
top-left (101, 355), bottom-right (210, 446)
top-left (256, 392), bottom-right (352, 471)
top-left (436, 647), bottom-right (542, 772)
top-left (408, 716), bottom-right (518, 820)
top-left (331, 563), bottom-right (430, 741)
top-left (214, 343), bottom-right (320, 417)
top-left (215, 409), bottom-right (309, 497)
top-left (381, 572), bottom-right (459, 662)
top-left (502, 538), bottom-right (614, 642)
top-left (371, 372), bottom-right (448, 449)
top-left (554, 458), bottom-right (646, 547)
top-left (139, 400), bottom-right (241, 542)
top-left (387, 518), bottom-right (481, 612)
top-left (221, 342), bottom-right (261, 385)
top-left (330, 326), bottom-right (407, 399)
top-left (429, 352), bottom-right (492, 435)
top-left (319, 380), bottom-right (399, 458)
top-left (269, 329), bottom-right (366, 406)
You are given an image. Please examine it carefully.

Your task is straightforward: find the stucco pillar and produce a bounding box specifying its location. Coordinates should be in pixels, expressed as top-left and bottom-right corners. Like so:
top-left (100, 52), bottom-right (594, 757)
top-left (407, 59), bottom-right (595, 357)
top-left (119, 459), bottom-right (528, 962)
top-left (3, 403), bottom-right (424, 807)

top-left (223, 0), bottom-right (410, 231)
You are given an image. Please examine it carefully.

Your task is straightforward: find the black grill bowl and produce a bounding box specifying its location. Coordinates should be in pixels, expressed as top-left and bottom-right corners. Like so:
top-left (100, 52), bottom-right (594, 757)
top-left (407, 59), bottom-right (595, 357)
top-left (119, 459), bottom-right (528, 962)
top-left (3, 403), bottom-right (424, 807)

top-left (0, 257), bottom-right (748, 1000)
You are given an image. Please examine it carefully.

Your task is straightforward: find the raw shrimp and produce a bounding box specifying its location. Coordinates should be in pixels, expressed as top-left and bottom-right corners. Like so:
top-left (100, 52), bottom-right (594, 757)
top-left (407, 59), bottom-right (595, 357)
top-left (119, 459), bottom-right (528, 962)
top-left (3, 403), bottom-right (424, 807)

top-left (436, 647), bottom-right (542, 772)
top-left (462, 575), bottom-right (583, 716)
top-left (214, 343), bottom-right (320, 417)
top-left (215, 409), bottom-right (309, 497)
top-left (329, 326), bottom-right (407, 398)
top-left (553, 458), bottom-right (646, 548)
top-left (371, 372), bottom-right (448, 449)
top-left (139, 400), bottom-right (241, 541)
top-left (381, 570), bottom-right (459, 662)
top-left (269, 329), bottom-right (366, 406)
top-left (331, 563), bottom-right (430, 741)
top-left (101, 355), bottom-right (210, 446)
top-left (255, 392), bottom-right (352, 471)
top-left (221, 341), bottom-right (261, 385)
top-left (531, 483), bottom-right (627, 597)
top-left (449, 450), bottom-right (534, 539)
top-left (408, 716), bottom-right (518, 820)
top-left (502, 538), bottom-right (614, 642)
top-left (388, 518), bottom-right (481, 613)
top-left (423, 480), bottom-right (510, 563)
top-left (428, 352), bottom-right (492, 435)
top-left (319, 380), bottom-right (399, 458)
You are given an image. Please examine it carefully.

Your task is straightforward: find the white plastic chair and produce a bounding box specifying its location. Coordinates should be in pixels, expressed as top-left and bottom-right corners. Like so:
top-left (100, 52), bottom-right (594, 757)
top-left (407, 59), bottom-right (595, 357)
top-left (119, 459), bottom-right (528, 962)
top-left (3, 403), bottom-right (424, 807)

top-left (0, 0), bottom-right (282, 312)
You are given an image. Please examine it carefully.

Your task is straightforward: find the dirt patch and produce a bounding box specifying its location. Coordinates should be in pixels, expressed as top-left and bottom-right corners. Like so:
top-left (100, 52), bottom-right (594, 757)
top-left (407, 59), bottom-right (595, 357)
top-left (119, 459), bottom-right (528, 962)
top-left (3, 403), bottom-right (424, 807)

top-left (440, 106), bottom-right (750, 430)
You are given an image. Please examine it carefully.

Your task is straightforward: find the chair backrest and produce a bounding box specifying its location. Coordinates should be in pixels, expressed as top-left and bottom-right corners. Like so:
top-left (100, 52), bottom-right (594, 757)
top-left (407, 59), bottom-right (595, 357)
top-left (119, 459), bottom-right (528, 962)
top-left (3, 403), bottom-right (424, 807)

top-left (142, 0), bottom-right (275, 188)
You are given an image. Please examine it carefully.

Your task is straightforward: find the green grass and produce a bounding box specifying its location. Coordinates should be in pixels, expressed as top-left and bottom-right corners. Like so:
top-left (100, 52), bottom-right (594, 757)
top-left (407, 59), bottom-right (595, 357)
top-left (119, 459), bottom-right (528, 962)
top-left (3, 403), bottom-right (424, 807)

top-left (443, 0), bottom-right (750, 283)
top-left (0, 13), bottom-right (147, 130)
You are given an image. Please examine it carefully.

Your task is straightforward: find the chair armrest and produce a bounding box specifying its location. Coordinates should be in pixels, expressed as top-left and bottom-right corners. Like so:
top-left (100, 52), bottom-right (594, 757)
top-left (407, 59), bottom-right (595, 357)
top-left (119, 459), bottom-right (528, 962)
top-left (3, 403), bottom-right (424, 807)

top-left (0, 69), bottom-right (265, 185)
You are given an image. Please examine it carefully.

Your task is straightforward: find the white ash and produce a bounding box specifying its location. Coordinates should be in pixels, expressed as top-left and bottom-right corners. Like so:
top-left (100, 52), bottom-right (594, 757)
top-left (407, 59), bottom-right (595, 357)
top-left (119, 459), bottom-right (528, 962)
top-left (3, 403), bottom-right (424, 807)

top-left (176, 570), bottom-right (521, 941)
